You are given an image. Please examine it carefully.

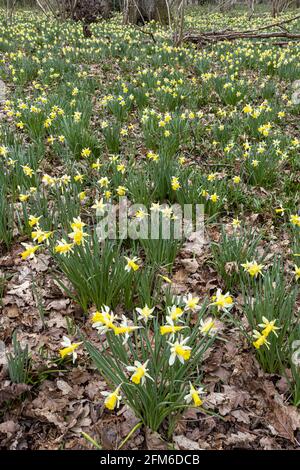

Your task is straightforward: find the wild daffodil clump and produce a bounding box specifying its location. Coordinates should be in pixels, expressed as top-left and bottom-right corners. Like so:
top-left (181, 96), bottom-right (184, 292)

top-left (84, 294), bottom-right (224, 433)
top-left (1, 6), bottom-right (300, 441)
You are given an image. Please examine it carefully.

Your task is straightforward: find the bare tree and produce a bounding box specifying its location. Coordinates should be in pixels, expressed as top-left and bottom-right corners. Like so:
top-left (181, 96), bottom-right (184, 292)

top-left (36, 0), bottom-right (112, 36)
top-left (36, 1), bottom-right (112, 21)
top-left (173, 0), bottom-right (186, 45)
top-left (248, 0), bottom-right (255, 20)
top-left (6, 0), bottom-right (18, 23)
top-left (271, 0), bottom-right (292, 17)
top-left (123, 0), bottom-right (169, 25)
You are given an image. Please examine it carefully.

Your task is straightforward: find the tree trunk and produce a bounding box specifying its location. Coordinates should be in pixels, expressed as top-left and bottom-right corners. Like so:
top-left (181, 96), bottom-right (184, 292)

top-left (124, 0), bottom-right (169, 25)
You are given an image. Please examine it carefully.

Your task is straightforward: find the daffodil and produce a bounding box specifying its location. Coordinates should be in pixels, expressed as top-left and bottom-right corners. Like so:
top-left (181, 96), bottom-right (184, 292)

top-left (252, 330), bottom-right (270, 350)
top-left (117, 186), bottom-right (127, 196)
top-left (199, 318), bottom-right (217, 336)
top-left (70, 217), bottom-right (85, 231)
top-left (98, 177), bottom-right (110, 188)
top-left (92, 306), bottom-right (117, 334)
top-left (20, 243), bottom-right (39, 261)
top-left (160, 206), bottom-right (173, 219)
top-left (42, 174), bottom-right (55, 186)
top-left (74, 111), bottom-right (82, 122)
top-left (22, 165), bottom-right (33, 177)
top-left (19, 193), bottom-right (29, 202)
top-left (295, 265), bottom-right (300, 281)
top-left (167, 305), bottom-right (184, 321)
top-left (126, 360), bottom-right (153, 385)
top-left (113, 315), bottom-right (140, 344)
top-left (168, 336), bottom-right (192, 365)
top-left (74, 173), bottom-right (84, 183)
top-left (243, 104), bottom-right (252, 114)
top-left (171, 176), bottom-right (181, 191)
top-left (124, 256), bottom-right (140, 272)
top-left (0, 145), bottom-right (8, 157)
top-left (184, 383), bottom-right (205, 407)
top-left (28, 215), bottom-right (42, 227)
top-left (275, 207), bottom-right (285, 215)
top-left (79, 191), bottom-right (86, 201)
top-left (210, 289), bottom-right (233, 311)
top-left (136, 305), bottom-right (155, 323)
top-left (232, 218), bottom-right (241, 228)
top-left (32, 229), bottom-right (53, 244)
top-left (160, 318), bottom-right (186, 339)
top-left (54, 239), bottom-right (74, 255)
top-left (101, 385), bottom-right (122, 411)
top-left (59, 336), bottom-right (82, 362)
top-left (117, 163), bottom-right (126, 173)
top-left (207, 173), bottom-right (217, 182)
top-left (290, 214), bottom-right (300, 227)
top-left (147, 151), bottom-right (159, 161)
top-left (68, 228), bottom-right (88, 246)
top-left (210, 193), bottom-right (219, 203)
top-left (183, 293), bottom-right (200, 312)
top-left (258, 317), bottom-right (280, 337)
top-left (241, 260), bottom-right (264, 278)
top-left (135, 208), bottom-right (148, 220)
top-left (92, 198), bottom-right (106, 214)
top-left (158, 274), bottom-right (172, 284)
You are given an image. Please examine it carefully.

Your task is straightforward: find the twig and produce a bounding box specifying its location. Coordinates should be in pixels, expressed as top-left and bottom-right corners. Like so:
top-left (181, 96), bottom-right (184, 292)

top-left (133, 26), bottom-right (157, 43)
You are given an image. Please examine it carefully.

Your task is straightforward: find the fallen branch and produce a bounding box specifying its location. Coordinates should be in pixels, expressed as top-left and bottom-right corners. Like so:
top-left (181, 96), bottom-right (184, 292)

top-left (242, 12), bottom-right (300, 33)
top-left (183, 30), bottom-right (300, 45)
top-left (183, 13), bottom-right (300, 46)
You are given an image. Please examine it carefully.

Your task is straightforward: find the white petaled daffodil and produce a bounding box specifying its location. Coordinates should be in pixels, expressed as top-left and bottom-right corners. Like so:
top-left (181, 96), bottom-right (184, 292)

top-left (126, 360), bottom-right (153, 385)
top-left (20, 242), bottom-right (39, 261)
top-left (113, 315), bottom-right (141, 345)
top-left (168, 336), bottom-right (192, 365)
top-left (92, 198), bottom-right (107, 215)
top-left (135, 305), bottom-right (155, 323)
top-left (210, 289), bottom-right (233, 312)
top-left (101, 385), bottom-right (122, 411)
top-left (258, 317), bottom-right (280, 338)
top-left (184, 382), bottom-right (205, 407)
top-left (241, 260), bottom-right (264, 278)
top-left (135, 208), bottom-right (148, 220)
top-left (160, 317), bottom-right (186, 340)
top-left (92, 305), bottom-right (117, 334)
top-left (199, 317), bottom-right (217, 337)
top-left (167, 304), bottom-right (184, 322)
top-left (183, 293), bottom-right (200, 312)
top-left (124, 256), bottom-right (140, 272)
top-left (59, 336), bottom-right (82, 363)
top-left (54, 239), bottom-right (74, 256)
top-left (68, 227), bottom-right (89, 246)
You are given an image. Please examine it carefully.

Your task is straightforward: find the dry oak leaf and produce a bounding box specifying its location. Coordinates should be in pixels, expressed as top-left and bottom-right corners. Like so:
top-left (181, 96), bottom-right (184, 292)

top-left (0, 420), bottom-right (20, 436)
top-left (173, 435), bottom-right (201, 450)
top-left (145, 428), bottom-right (168, 450)
top-left (0, 383), bottom-right (31, 405)
top-left (57, 379), bottom-right (73, 396)
top-left (181, 258), bottom-right (199, 274)
top-left (231, 409), bottom-right (251, 425)
top-left (267, 397), bottom-right (300, 442)
top-left (46, 299), bottom-right (70, 311)
top-left (226, 431), bottom-right (257, 447)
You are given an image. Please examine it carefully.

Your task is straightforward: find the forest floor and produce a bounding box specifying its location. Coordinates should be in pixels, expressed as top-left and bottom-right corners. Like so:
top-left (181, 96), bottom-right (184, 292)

top-left (1, 7), bottom-right (300, 450)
